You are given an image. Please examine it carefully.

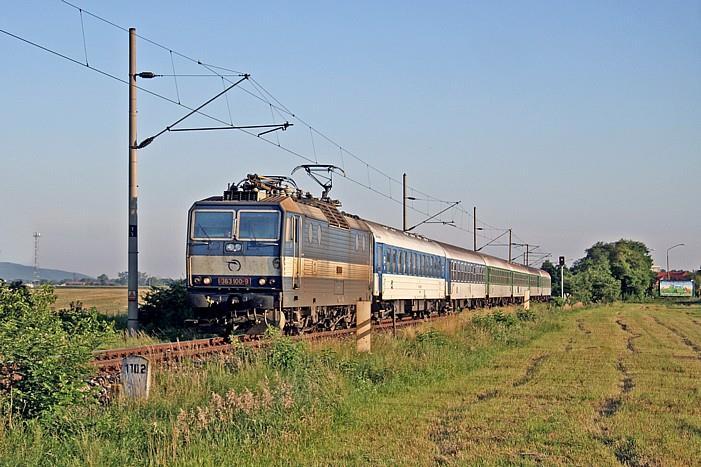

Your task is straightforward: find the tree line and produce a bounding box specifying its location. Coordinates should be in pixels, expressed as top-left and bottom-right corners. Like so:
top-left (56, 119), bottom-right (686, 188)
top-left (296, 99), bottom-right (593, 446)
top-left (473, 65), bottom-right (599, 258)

top-left (541, 239), bottom-right (661, 303)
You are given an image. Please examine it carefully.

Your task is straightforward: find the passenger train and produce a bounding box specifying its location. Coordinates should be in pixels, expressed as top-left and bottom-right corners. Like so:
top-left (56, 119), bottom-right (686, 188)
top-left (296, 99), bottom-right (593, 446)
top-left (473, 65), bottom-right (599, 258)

top-left (186, 174), bottom-right (551, 333)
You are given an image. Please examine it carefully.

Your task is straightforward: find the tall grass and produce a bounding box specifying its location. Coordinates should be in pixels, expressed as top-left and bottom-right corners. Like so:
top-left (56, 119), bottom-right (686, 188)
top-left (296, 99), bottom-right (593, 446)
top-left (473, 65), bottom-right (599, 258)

top-left (0, 304), bottom-right (558, 465)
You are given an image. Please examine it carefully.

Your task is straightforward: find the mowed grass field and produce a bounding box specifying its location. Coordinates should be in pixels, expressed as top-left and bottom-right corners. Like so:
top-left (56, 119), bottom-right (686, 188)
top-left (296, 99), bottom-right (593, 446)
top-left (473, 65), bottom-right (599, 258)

top-left (294, 302), bottom-right (701, 465)
top-left (52, 287), bottom-right (148, 316)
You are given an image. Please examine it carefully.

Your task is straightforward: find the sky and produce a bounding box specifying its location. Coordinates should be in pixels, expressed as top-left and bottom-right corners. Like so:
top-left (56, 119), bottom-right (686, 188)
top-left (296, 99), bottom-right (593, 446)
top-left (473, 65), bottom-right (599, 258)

top-left (1, 0), bottom-right (699, 278)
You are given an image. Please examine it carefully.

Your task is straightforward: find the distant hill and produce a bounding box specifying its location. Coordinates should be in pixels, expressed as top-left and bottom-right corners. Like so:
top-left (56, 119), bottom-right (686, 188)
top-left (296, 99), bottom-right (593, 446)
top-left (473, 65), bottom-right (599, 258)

top-left (0, 262), bottom-right (93, 283)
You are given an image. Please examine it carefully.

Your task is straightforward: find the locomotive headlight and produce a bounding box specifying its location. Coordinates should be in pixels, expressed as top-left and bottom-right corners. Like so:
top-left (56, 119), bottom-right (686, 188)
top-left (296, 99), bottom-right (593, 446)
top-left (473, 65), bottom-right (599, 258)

top-left (203, 277), bottom-right (212, 285)
top-left (193, 277), bottom-right (202, 285)
top-left (258, 278), bottom-right (267, 286)
top-left (225, 242), bottom-right (242, 252)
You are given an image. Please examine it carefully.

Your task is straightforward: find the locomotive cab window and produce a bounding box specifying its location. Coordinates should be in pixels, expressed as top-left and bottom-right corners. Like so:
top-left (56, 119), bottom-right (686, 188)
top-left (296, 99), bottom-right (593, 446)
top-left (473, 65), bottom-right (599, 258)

top-left (191, 210), bottom-right (234, 240)
top-left (236, 210), bottom-right (280, 241)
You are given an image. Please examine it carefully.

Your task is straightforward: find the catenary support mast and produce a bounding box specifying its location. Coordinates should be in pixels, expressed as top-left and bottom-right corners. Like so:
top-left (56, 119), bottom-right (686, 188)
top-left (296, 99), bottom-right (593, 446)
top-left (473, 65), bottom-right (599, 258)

top-left (127, 27), bottom-right (139, 332)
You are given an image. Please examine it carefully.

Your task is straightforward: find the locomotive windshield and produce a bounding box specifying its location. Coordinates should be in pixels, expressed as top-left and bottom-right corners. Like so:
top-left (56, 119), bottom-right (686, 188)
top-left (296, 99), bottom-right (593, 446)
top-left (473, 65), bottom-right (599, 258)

top-left (237, 211), bottom-right (280, 241)
top-left (192, 211), bottom-right (234, 240)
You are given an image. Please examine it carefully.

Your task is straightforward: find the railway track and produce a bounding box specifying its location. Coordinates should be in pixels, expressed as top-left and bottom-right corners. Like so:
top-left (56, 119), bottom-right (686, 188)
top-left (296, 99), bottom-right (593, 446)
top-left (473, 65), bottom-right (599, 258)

top-left (92, 314), bottom-right (448, 373)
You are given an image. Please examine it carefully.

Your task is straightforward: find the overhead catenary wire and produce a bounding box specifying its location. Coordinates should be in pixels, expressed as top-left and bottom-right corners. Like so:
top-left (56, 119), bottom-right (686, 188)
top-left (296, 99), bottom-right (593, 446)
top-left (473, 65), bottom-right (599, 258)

top-left (57, 0), bottom-right (485, 228)
top-left (1, 25), bottom-right (529, 249)
top-left (0, 28), bottom-right (300, 155)
top-left (0, 26), bottom-right (450, 224)
top-left (22, 2), bottom-right (548, 254)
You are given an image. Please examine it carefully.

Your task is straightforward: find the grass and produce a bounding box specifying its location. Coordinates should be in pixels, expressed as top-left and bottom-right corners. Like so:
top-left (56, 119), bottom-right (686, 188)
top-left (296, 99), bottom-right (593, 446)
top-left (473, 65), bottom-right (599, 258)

top-left (52, 287), bottom-right (148, 317)
top-left (1, 302), bottom-right (700, 465)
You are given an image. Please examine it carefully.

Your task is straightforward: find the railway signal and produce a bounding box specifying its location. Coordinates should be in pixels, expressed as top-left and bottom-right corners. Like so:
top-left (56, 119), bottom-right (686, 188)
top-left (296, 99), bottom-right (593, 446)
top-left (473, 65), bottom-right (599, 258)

top-left (559, 256), bottom-right (565, 299)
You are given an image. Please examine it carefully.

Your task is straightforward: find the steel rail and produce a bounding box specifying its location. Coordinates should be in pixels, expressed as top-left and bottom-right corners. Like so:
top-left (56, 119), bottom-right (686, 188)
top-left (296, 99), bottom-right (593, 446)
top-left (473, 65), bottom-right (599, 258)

top-left (91, 314), bottom-right (454, 372)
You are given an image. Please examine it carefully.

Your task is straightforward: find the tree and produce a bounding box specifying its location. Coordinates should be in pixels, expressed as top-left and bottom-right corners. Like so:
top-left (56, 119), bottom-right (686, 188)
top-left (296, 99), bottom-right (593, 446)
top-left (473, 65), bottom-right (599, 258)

top-left (569, 239), bottom-right (655, 302)
top-left (116, 271), bottom-right (150, 286)
top-left (570, 262), bottom-right (621, 303)
top-left (116, 271), bottom-right (128, 285)
top-left (607, 240), bottom-right (655, 299)
top-left (138, 272), bottom-right (150, 286)
top-left (97, 274), bottom-right (109, 285)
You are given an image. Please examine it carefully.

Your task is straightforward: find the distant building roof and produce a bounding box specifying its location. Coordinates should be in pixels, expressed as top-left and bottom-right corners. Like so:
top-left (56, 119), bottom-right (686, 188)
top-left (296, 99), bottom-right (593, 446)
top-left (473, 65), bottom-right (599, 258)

top-left (656, 271), bottom-right (692, 281)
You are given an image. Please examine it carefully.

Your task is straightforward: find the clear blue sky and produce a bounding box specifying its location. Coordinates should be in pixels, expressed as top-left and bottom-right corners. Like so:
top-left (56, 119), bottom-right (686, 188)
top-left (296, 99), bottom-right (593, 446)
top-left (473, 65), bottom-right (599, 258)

top-left (1, 0), bottom-right (699, 277)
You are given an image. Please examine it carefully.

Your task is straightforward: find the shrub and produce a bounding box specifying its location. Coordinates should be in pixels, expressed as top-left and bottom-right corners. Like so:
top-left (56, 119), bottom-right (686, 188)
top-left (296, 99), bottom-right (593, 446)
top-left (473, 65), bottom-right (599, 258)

top-left (549, 297), bottom-right (567, 308)
top-left (570, 264), bottom-right (620, 304)
top-left (338, 357), bottom-right (392, 386)
top-left (516, 308), bottom-right (537, 322)
top-left (0, 282), bottom-right (113, 419)
top-left (265, 328), bottom-right (306, 371)
top-left (415, 329), bottom-right (449, 347)
top-left (472, 310), bottom-right (522, 343)
top-left (139, 281), bottom-right (192, 329)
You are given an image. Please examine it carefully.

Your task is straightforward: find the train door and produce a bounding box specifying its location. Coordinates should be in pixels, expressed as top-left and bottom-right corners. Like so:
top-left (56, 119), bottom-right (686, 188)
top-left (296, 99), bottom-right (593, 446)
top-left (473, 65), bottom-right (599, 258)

top-left (292, 215), bottom-right (302, 289)
top-left (374, 243), bottom-right (383, 296)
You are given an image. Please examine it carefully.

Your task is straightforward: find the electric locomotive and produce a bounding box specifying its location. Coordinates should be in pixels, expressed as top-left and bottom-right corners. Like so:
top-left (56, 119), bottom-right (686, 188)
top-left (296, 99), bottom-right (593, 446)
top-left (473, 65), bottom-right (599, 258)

top-left (186, 172), bottom-right (372, 334)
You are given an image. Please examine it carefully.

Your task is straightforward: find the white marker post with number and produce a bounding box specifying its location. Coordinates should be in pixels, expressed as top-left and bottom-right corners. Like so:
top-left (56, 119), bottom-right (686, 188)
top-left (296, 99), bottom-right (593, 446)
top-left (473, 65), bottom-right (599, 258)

top-left (524, 289), bottom-right (530, 311)
top-left (121, 355), bottom-right (151, 399)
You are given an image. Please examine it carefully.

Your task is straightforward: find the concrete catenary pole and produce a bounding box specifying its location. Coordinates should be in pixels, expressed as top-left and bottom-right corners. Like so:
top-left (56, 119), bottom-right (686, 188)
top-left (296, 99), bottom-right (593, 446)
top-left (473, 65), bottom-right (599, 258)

top-left (473, 206), bottom-right (477, 251)
top-left (524, 243), bottom-right (529, 266)
top-left (402, 173), bottom-right (407, 232)
top-left (508, 229), bottom-right (512, 263)
top-left (127, 28), bottom-right (139, 332)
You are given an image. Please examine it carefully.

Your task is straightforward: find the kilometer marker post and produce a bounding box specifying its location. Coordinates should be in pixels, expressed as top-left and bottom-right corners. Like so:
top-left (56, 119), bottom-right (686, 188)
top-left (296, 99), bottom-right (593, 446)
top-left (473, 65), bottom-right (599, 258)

top-left (121, 355), bottom-right (151, 399)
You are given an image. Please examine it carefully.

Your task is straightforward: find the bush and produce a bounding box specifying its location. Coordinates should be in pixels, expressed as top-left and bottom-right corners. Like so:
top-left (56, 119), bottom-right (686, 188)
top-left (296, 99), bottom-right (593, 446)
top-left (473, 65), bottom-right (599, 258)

top-left (265, 328), bottom-right (306, 371)
top-left (0, 282), bottom-right (113, 419)
top-left (472, 310), bottom-right (520, 342)
top-left (139, 281), bottom-right (192, 328)
top-left (415, 329), bottom-right (449, 347)
top-left (549, 297), bottom-right (567, 308)
top-left (516, 308), bottom-right (537, 321)
top-left (571, 264), bottom-right (620, 304)
top-left (338, 357), bottom-right (393, 386)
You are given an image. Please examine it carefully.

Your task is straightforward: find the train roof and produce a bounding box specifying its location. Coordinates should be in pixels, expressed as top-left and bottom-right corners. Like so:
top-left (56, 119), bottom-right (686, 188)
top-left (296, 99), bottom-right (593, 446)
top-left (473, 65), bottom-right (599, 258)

top-left (436, 241), bottom-right (487, 266)
top-left (192, 195), bottom-right (370, 231)
top-left (193, 190), bottom-right (549, 277)
top-left (363, 220), bottom-right (447, 257)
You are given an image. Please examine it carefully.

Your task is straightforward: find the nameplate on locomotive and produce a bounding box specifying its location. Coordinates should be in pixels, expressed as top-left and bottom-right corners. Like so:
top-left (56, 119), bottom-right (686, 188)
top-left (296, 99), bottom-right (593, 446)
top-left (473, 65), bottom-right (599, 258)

top-left (218, 277), bottom-right (251, 286)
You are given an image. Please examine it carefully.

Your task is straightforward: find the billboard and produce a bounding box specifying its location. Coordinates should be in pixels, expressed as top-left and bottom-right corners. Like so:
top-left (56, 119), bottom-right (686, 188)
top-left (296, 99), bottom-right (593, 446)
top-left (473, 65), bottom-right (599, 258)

top-left (659, 280), bottom-right (694, 297)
